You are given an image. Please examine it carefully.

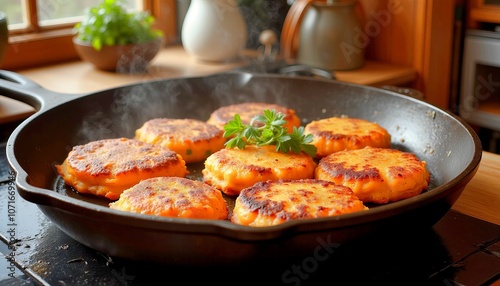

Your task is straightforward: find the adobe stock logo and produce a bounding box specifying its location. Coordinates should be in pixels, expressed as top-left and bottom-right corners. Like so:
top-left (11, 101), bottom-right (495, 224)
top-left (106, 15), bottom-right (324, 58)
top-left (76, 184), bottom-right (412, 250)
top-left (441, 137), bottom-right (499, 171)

top-left (341, 0), bottom-right (403, 63)
top-left (281, 235), bottom-right (341, 286)
top-left (460, 73), bottom-right (500, 119)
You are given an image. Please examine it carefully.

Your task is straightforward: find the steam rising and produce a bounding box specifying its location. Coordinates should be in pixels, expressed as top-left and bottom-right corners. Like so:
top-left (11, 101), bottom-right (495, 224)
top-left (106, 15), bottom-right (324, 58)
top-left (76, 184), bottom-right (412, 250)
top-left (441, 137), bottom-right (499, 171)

top-left (75, 73), bottom-right (301, 145)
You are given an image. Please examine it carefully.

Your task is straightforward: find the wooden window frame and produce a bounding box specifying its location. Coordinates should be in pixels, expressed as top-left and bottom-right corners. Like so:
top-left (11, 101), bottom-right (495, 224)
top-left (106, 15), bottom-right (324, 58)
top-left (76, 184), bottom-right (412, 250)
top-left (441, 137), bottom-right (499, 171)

top-left (1, 0), bottom-right (177, 71)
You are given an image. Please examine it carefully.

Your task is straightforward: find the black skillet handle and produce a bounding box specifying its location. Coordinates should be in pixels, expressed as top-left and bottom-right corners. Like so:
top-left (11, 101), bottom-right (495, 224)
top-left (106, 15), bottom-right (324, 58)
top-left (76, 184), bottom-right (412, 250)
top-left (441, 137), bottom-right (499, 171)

top-left (0, 69), bottom-right (66, 112)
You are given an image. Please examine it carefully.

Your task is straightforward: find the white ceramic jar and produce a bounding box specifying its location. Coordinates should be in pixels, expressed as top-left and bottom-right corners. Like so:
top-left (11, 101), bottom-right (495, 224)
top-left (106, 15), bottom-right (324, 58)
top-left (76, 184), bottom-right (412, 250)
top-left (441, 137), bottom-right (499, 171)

top-left (181, 0), bottom-right (247, 62)
top-left (297, 0), bottom-right (364, 70)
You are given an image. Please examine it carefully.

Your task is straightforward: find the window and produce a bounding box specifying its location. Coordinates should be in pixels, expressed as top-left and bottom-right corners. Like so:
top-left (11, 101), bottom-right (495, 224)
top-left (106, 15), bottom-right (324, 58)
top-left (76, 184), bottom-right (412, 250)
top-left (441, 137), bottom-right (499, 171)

top-left (0, 0), bottom-right (176, 70)
top-left (2, 0), bottom-right (141, 31)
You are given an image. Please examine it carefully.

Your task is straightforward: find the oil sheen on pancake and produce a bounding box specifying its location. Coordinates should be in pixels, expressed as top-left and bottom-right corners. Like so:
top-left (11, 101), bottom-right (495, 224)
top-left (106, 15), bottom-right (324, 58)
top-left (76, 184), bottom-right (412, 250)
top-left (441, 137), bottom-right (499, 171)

top-left (55, 138), bottom-right (188, 200)
top-left (135, 118), bottom-right (225, 163)
top-left (109, 177), bottom-right (228, 219)
top-left (231, 179), bottom-right (368, 227)
top-left (202, 145), bottom-right (316, 196)
top-left (305, 117), bottom-right (391, 158)
top-left (315, 147), bottom-right (430, 204)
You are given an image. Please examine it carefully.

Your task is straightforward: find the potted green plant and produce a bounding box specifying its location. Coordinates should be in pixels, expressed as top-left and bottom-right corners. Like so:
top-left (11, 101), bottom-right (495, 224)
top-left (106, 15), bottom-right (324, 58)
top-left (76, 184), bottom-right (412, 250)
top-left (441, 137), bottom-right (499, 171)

top-left (73, 0), bottom-right (163, 72)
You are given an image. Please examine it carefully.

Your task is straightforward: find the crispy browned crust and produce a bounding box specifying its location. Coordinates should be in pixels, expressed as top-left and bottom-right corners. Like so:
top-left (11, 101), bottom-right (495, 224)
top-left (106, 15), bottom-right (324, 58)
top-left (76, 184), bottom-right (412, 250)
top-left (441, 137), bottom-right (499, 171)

top-left (231, 179), bottom-right (368, 226)
top-left (55, 138), bottom-right (188, 200)
top-left (135, 118), bottom-right (225, 163)
top-left (202, 145), bottom-right (316, 196)
top-left (305, 117), bottom-right (391, 158)
top-left (315, 147), bottom-right (430, 204)
top-left (109, 177), bottom-right (228, 219)
top-left (206, 102), bottom-right (301, 133)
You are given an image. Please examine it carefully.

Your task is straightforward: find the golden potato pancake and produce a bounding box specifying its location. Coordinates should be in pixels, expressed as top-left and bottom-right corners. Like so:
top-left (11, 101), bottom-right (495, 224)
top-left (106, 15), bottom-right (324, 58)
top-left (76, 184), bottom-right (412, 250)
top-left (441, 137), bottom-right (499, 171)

top-left (315, 147), bottom-right (430, 204)
top-left (55, 138), bottom-right (188, 200)
top-left (109, 177), bottom-right (228, 220)
top-left (304, 117), bottom-right (391, 158)
top-left (135, 118), bottom-right (225, 163)
top-left (207, 102), bottom-right (301, 133)
top-left (202, 145), bottom-right (316, 196)
top-left (231, 179), bottom-right (368, 227)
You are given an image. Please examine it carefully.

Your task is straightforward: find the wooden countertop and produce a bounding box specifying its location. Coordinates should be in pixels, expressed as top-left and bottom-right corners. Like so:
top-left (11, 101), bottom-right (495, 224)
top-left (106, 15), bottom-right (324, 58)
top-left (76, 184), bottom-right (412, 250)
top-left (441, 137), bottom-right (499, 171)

top-left (16, 46), bottom-right (417, 94)
top-left (453, 151), bottom-right (500, 225)
top-left (1, 45), bottom-right (498, 226)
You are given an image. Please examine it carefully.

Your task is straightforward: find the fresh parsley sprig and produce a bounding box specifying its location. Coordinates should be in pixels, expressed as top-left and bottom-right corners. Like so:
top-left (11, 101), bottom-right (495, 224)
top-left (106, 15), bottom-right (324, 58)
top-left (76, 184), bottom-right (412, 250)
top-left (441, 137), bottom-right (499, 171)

top-left (73, 0), bottom-right (163, 51)
top-left (223, 109), bottom-right (317, 158)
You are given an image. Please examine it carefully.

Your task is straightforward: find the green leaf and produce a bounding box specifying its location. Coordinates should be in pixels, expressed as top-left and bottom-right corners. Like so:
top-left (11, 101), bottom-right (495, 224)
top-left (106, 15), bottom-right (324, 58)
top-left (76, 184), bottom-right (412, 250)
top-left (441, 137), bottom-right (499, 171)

top-left (74, 0), bottom-right (163, 50)
top-left (223, 109), bottom-right (317, 158)
top-left (92, 37), bottom-right (102, 50)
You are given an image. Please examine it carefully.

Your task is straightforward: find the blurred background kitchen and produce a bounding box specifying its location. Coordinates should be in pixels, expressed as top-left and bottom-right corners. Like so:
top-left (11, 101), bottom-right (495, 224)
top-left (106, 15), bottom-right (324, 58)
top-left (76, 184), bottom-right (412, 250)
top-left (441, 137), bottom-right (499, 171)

top-left (0, 0), bottom-right (499, 154)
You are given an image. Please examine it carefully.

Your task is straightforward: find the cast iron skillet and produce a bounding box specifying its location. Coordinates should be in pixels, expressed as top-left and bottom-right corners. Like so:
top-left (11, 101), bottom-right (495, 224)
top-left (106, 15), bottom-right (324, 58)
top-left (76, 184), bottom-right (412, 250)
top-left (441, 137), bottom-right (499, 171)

top-left (1, 69), bottom-right (482, 264)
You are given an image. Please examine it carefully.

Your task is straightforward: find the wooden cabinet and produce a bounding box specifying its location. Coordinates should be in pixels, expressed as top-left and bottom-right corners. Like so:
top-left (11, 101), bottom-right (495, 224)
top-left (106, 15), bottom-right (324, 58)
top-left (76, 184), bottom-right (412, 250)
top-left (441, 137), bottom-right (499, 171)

top-left (282, 0), bottom-right (456, 110)
top-left (467, 0), bottom-right (500, 28)
top-left (356, 0), bottom-right (456, 110)
top-left (462, 0), bottom-right (500, 153)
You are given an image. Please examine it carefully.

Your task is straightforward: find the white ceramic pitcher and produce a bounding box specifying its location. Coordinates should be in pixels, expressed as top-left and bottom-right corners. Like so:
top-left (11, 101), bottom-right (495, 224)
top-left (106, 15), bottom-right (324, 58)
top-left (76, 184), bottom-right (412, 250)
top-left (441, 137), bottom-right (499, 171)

top-left (181, 0), bottom-right (248, 62)
top-left (296, 0), bottom-right (364, 70)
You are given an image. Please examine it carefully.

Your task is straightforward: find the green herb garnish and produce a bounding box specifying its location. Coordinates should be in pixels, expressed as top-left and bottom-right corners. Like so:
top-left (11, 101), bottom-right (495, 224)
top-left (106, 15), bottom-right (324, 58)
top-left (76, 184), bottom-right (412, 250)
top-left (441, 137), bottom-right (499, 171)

top-left (223, 109), bottom-right (317, 158)
top-left (73, 0), bottom-right (163, 51)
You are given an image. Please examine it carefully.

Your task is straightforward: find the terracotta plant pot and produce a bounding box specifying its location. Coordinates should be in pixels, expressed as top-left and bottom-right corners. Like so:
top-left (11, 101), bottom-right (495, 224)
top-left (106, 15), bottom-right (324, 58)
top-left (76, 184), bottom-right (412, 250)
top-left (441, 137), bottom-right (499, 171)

top-left (73, 37), bottom-right (162, 73)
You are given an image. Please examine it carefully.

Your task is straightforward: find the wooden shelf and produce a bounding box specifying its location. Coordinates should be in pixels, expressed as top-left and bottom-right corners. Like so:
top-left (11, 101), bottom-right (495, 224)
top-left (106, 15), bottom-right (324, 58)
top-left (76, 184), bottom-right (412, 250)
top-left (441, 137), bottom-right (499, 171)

top-left (467, 0), bottom-right (500, 28)
top-left (478, 96), bottom-right (500, 114)
top-left (1, 46), bottom-right (416, 123)
top-left (470, 7), bottom-right (500, 25)
top-left (468, 97), bottom-right (500, 132)
top-left (333, 61), bottom-right (416, 87)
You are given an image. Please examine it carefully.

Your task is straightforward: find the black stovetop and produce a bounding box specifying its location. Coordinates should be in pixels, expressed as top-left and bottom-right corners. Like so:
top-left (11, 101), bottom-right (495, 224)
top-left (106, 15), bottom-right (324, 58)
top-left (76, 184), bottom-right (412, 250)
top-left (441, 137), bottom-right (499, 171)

top-left (1, 141), bottom-right (499, 286)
